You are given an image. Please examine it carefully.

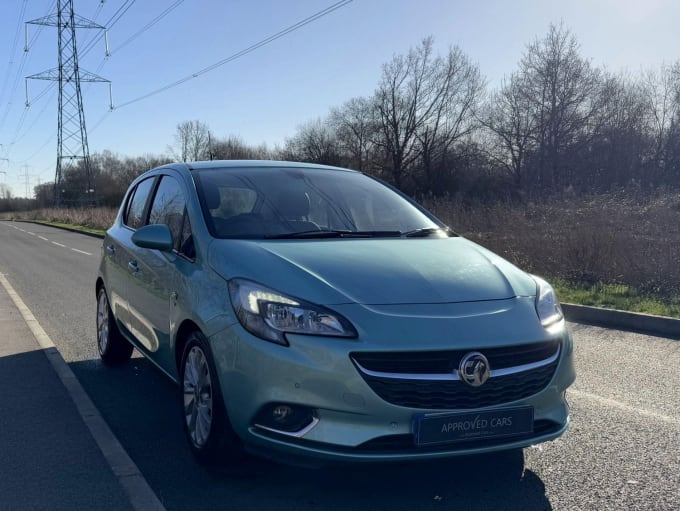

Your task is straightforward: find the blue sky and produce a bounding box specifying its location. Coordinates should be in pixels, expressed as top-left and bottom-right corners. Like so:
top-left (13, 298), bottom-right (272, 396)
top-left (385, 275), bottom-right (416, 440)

top-left (1, 0), bottom-right (679, 197)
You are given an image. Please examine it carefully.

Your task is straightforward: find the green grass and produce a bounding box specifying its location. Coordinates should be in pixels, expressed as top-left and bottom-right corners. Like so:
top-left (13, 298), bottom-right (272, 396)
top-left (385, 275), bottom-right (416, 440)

top-left (552, 278), bottom-right (680, 318)
top-left (0, 216), bottom-right (106, 237)
top-left (20, 219), bottom-right (106, 237)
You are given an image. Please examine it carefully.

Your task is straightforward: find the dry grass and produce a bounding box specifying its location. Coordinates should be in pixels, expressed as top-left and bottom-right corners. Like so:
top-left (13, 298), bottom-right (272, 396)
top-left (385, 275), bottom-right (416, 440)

top-left (3, 191), bottom-right (679, 305)
top-left (424, 190), bottom-right (680, 301)
top-left (0, 207), bottom-right (118, 231)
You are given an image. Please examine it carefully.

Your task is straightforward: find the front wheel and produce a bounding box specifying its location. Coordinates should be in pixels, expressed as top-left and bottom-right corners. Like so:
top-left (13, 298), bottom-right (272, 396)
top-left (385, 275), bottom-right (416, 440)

top-left (180, 331), bottom-right (241, 464)
top-left (96, 287), bottom-right (133, 365)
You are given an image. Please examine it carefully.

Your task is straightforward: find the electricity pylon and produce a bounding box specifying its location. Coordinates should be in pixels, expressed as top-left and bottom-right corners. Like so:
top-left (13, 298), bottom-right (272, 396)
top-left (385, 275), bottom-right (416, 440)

top-left (26, 0), bottom-right (111, 207)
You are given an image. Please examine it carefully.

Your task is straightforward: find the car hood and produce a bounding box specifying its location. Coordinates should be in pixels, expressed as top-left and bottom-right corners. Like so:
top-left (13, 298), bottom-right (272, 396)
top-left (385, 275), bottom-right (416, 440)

top-left (208, 237), bottom-right (537, 306)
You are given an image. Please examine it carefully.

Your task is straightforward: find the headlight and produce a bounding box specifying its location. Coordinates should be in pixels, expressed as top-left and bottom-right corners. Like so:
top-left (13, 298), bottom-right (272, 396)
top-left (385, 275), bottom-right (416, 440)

top-left (532, 275), bottom-right (564, 327)
top-left (228, 279), bottom-right (357, 345)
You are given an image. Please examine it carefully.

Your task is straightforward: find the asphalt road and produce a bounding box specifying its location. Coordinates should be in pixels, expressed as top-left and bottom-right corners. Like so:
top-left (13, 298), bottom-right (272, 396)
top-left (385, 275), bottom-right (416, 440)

top-left (1, 221), bottom-right (678, 511)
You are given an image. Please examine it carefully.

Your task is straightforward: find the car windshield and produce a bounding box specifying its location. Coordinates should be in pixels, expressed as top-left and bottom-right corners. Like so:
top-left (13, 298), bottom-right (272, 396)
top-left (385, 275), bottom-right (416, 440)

top-left (193, 166), bottom-right (447, 239)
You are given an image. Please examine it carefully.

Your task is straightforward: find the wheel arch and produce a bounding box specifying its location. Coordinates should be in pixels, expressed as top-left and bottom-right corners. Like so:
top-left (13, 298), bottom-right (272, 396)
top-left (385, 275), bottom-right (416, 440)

top-left (175, 319), bottom-right (203, 372)
top-left (95, 276), bottom-right (105, 296)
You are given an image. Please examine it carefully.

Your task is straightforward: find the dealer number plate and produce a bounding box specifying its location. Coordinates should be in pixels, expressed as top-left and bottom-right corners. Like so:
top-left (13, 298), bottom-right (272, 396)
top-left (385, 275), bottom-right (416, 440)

top-left (414, 406), bottom-right (534, 446)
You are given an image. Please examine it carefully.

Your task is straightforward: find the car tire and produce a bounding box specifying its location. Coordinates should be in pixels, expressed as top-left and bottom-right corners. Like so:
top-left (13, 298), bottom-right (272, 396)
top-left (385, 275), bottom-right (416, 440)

top-left (96, 287), bottom-right (133, 365)
top-left (180, 331), bottom-right (242, 464)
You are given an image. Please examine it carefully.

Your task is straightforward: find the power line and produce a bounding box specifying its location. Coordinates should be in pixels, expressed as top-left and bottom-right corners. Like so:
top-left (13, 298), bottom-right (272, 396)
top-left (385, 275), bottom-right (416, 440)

top-left (86, 1), bottom-right (185, 95)
top-left (29, 80), bottom-right (57, 104)
top-left (77, 0), bottom-right (109, 56)
top-left (25, 1), bottom-right (58, 50)
top-left (17, 133), bottom-right (56, 164)
top-left (89, 110), bottom-right (111, 135)
top-left (27, 0), bottom-right (110, 206)
top-left (14, 86), bottom-right (58, 146)
top-left (0, 0), bottom-right (28, 108)
top-left (0, 1), bottom-right (56, 121)
top-left (0, 1), bottom-right (56, 153)
top-left (79, 0), bottom-right (136, 58)
top-left (110, 0), bottom-right (184, 55)
top-left (115, 0), bottom-right (353, 109)
top-left (18, 0), bottom-right (354, 168)
top-left (78, 0), bottom-right (137, 98)
top-left (0, 1), bottom-right (31, 136)
top-left (7, 107), bottom-right (30, 150)
top-left (16, 1), bottom-right (132, 168)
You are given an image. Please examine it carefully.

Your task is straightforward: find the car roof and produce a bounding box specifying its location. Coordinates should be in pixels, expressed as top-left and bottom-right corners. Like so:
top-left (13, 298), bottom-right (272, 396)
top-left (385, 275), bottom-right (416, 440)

top-left (163, 160), bottom-right (359, 174)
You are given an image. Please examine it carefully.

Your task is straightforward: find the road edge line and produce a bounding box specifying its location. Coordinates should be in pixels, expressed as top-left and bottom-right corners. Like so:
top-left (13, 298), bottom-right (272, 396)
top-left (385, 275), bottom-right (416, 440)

top-left (0, 273), bottom-right (166, 511)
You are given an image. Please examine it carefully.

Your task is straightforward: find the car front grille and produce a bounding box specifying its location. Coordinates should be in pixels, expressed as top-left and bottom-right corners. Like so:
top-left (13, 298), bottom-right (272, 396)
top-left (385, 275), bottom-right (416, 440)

top-left (350, 340), bottom-right (560, 409)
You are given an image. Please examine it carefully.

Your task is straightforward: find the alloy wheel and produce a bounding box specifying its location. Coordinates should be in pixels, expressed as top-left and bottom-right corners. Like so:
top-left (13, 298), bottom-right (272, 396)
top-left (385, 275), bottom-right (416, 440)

top-left (97, 291), bottom-right (109, 354)
top-left (183, 346), bottom-right (213, 448)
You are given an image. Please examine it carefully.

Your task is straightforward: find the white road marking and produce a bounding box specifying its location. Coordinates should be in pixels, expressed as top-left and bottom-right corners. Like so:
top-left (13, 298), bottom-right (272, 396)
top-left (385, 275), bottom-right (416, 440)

top-left (3, 222), bottom-right (94, 256)
top-left (569, 388), bottom-right (679, 425)
top-left (0, 273), bottom-right (166, 511)
top-left (0, 273), bottom-right (56, 349)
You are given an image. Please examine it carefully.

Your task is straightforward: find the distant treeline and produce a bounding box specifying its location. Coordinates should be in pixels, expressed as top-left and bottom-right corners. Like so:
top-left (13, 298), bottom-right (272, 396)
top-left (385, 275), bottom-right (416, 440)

top-left (3, 23), bottom-right (679, 210)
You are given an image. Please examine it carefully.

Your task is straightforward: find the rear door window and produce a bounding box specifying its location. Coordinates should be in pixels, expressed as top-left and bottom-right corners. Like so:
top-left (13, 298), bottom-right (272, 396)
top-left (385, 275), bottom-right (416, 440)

top-left (147, 175), bottom-right (196, 260)
top-left (148, 176), bottom-right (186, 244)
top-left (124, 178), bottom-right (156, 229)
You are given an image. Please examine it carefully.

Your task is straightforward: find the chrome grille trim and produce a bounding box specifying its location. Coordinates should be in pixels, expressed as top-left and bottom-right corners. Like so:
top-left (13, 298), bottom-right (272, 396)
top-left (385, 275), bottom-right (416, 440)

top-left (352, 344), bottom-right (560, 381)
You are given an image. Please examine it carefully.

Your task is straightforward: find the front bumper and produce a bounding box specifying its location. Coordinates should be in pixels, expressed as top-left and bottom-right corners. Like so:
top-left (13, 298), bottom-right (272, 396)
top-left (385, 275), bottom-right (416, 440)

top-left (209, 297), bottom-right (576, 463)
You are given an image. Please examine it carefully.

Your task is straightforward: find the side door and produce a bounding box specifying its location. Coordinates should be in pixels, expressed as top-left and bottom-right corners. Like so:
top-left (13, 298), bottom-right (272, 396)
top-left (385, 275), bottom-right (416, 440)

top-left (126, 174), bottom-right (188, 361)
top-left (105, 176), bottom-right (157, 333)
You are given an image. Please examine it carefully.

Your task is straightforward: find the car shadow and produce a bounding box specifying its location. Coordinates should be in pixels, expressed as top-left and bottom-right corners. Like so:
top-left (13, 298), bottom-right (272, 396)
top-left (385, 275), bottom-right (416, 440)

top-left (70, 356), bottom-right (552, 511)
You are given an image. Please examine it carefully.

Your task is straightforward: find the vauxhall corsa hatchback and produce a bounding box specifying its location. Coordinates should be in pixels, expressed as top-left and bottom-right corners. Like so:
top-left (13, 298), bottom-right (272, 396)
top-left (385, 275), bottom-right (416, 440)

top-left (96, 160), bottom-right (575, 465)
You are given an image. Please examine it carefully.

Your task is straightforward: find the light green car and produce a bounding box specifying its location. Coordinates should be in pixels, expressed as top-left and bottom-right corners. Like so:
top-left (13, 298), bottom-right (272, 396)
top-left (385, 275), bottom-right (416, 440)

top-left (96, 160), bottom-right (575, 465)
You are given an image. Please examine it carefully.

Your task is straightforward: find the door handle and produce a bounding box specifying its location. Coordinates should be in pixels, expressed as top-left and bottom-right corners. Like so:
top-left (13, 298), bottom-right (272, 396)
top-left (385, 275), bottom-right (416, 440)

top-left (106, 245), bottom-right (116, 255)
top-left (128, 261), bottom-right (139, 273)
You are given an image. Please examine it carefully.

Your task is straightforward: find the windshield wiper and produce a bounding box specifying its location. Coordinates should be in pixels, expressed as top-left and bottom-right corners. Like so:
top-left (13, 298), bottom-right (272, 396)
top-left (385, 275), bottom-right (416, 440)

top-left (265, 230), bottom-right (402, 239)
top-left (402, 227), bottom-right (455, 238)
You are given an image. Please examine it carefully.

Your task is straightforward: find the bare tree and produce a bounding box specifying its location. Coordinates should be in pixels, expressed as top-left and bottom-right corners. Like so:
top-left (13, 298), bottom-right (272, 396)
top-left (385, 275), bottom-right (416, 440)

top-left (415, 45), bottom-right (484, 192)
top-left (374, 38), bottom-right (433, 188)
top-left (584, 73), bottom-right (649, 188)
top-left (519, 23), bottom-right (601, 191)
top-left (374, 38), bottom-right (484, 191)
top-left (329, 97), bottom-right (378, 172)
top-left (211, 135), bottom-right (271, 160)
top-left (282, 118), bottom-right (341, 165)
top-left (481, 72), bottom-right (536, 188)
top-left (642, 62), bottom-right (680, 183)
top-left (0, 182), bottom-right (12, 200)
top-left (171, 120), bottom-right (212, 162)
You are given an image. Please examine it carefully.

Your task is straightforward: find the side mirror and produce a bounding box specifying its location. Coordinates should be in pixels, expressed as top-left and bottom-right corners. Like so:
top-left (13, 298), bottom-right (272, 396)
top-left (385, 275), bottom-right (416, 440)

top-left (132, 224), bottom-right (174, 251)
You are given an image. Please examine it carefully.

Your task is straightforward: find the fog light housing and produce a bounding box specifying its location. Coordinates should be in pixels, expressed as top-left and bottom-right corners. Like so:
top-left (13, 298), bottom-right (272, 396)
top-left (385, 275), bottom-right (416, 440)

top-left (272, 405), bottom-right (293, 423)
top-left (254, 403), bottom-right (317, 434)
